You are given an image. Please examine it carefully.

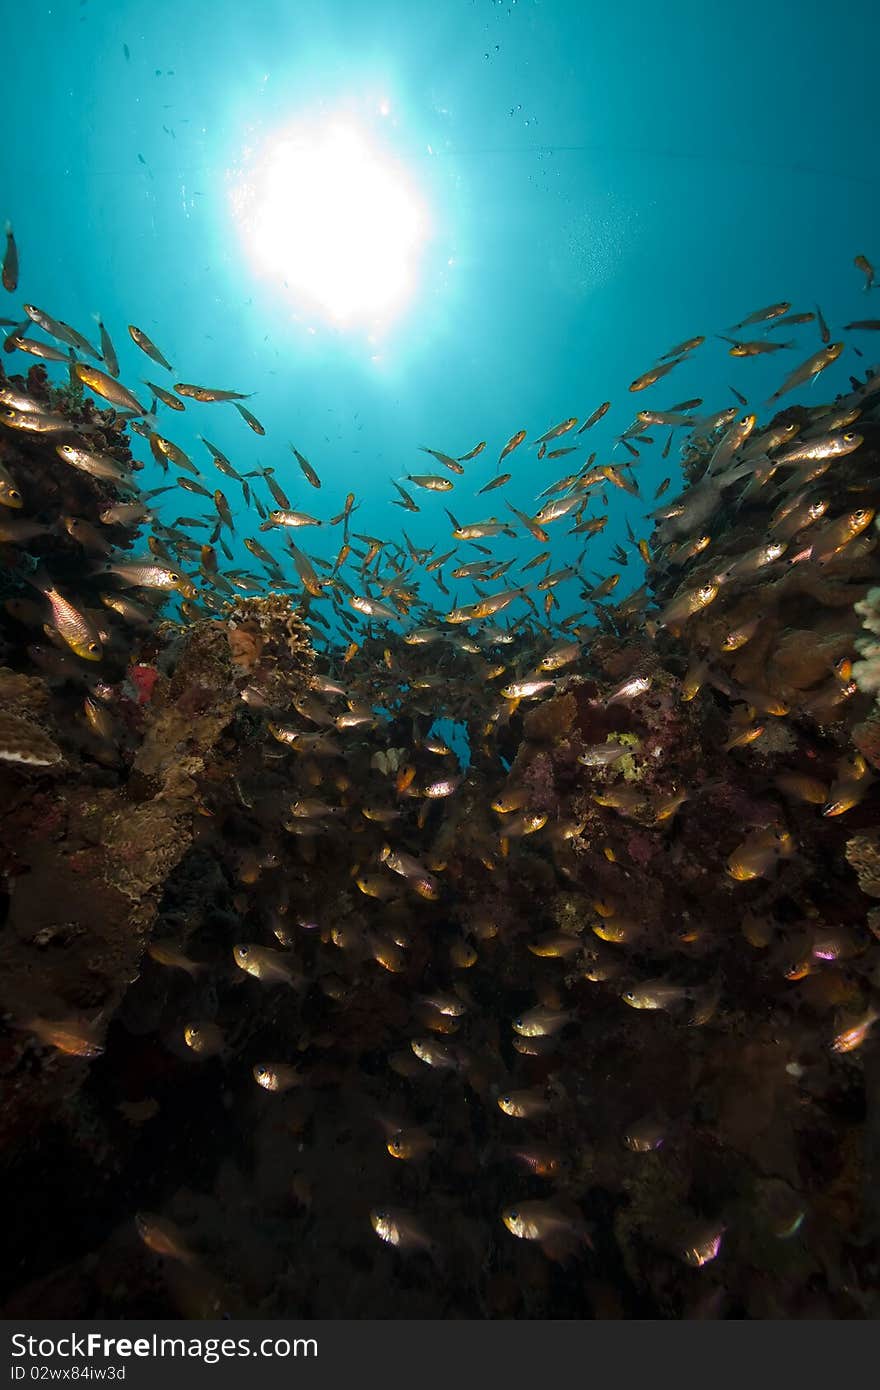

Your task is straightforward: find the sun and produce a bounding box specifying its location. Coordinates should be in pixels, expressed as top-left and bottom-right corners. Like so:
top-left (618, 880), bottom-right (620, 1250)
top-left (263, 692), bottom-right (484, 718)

top-left (237, 117), bottom-right (428, 328)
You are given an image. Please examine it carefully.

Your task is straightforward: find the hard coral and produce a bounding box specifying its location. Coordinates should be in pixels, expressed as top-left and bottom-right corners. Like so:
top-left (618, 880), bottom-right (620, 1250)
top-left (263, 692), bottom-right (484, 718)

top-left (522, 690), bottom-right (576, 743)
top-left (0, 712), bottom-right (63, 768)
top-left (845, 833), bottom-right (880, 900)
top-left (224, 594), bottom-right (315, 707)
top-left (101, 802), bottom-right (189, 902)
top-left (0, 667), bottom-right (50, 719)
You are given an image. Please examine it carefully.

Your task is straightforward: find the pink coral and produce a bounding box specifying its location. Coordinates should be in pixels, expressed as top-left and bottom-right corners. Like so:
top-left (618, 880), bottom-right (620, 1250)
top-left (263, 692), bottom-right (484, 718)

top-left (128, 665), bottom-right (159, 705)
top-left (627, 832), bottom-right (659, 867)
top-left (520, 750), bottom-right (561, 814)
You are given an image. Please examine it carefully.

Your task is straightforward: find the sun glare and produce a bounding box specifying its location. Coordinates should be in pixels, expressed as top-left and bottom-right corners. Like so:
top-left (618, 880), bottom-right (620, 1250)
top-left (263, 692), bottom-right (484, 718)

top-left (237, 117), bottom-right (428, 328)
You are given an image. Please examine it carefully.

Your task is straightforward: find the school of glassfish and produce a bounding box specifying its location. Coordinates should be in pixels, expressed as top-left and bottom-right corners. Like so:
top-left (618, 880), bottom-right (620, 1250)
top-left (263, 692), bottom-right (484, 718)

top-left (2, 222), bottom-right (880, 1317)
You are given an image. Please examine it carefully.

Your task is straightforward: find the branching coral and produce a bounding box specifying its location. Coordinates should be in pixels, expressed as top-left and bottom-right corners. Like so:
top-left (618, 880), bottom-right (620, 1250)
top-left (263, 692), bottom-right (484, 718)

top-left (224, 594), bottom-right (315, 707)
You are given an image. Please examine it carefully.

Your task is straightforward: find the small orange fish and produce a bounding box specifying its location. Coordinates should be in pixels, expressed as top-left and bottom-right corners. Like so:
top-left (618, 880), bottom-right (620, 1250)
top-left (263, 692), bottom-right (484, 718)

top-left (478, 471), bottom-right (511, 494)
top-left (458, 440), bottom-right (486, 462)
top-left (534, 416), bottom-right (577, 445)
top-left (831, 1009), bottom-right (878, 1054)
top-left (135, 1213), bottom-right (196, 1264)
top-left (396, 764), bottom-right (417, 794)
top-left (577, 401), bottom-right (610, 433)
top-left (723, 723), bottom-right (765, 752)
top-left (291, 445), bottom-right (321, 488)
top-left (2, 221), bottom-right (19, 292)
top-left (19, 1015), bottom-right (104, 1058)
top-left (854, 254), bottom-right (876, 291)
top-left (498, 428), bottom-right (527, 466)
top-left (629, 360), bottom-right (682, 392)
top-left (728, 827), bottom-right (794, 881)
top-left (128, 324), bottom-right (173, 371)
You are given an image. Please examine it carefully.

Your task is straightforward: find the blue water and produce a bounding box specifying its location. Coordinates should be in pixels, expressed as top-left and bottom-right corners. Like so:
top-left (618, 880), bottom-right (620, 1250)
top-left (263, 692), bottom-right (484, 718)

top-left (2, 0), bottom-right (878, 631)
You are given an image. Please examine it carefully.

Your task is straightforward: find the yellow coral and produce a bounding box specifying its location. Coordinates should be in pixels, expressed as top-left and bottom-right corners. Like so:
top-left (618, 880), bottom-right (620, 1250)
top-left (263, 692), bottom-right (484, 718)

top-left (606, 731), bottom-right (643, 782)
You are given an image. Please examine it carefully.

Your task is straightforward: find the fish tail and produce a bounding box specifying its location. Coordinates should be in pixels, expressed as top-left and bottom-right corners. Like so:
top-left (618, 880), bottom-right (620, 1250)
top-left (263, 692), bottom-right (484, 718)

top-left (25, 566), bottom-right (54, 597)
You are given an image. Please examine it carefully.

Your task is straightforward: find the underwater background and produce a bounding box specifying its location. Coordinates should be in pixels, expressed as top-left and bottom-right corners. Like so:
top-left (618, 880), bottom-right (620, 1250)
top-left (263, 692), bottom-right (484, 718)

top-left (1, 0), bottom-right (880, 1319)
top-left (4, 0), bottom-right (879, 580)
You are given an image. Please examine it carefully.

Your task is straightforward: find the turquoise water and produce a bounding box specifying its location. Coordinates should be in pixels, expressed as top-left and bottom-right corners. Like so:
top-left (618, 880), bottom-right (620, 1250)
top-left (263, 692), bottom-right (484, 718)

top-left (2, 0), bottom-right (878, 624)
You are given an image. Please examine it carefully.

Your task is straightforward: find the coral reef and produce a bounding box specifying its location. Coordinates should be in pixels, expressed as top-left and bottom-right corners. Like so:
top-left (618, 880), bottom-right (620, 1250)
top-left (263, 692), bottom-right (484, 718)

top-left (1, 370), bottom-right (880, 1321)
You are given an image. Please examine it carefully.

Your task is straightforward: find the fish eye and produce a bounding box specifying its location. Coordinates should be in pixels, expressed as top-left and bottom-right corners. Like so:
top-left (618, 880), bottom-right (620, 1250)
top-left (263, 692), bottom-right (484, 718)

top-left (88, 641), bottom-right (99, 653)
top-left (499, 1094), bottom-right (510, 1106)
top-left (508, 1209), bottom-right (519, 1221)
top-left (844, 432), bottom-right (856, 443)
top-left (170, 572), bottom-right (182, 582)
